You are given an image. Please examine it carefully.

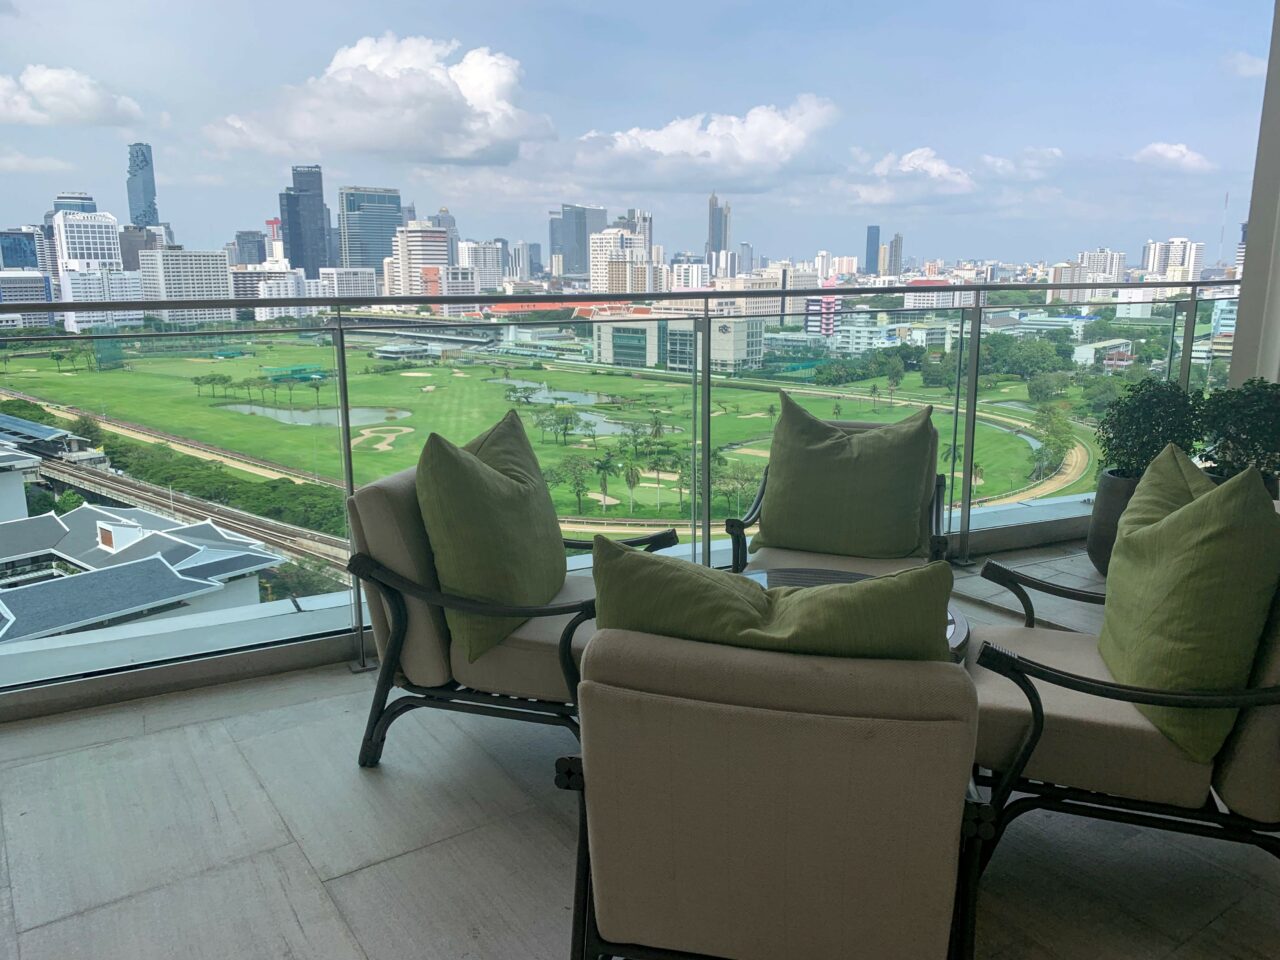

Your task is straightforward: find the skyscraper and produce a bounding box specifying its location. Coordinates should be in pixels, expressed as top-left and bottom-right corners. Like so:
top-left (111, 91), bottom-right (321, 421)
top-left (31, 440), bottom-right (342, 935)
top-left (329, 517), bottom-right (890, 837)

top-left (126, 143), bottom-right (160, 227)
top-left (738, 241), bottom-right (754, 275)
top-left (0, 229), bottom-right (41, 270)
top-left (338, 186), bottom-right (402, 275)
top-left (426, 207), bottom-right (459, 264)
top-left (457, 240), bottom-right (504, 291)
top-left (613, 209), bottom-right (654, 255)
top-left (385, 222), bottom-right (450, 295)
top-left (279, 165), bottom-right (330, 279)
top-left (234, 230), bottom-right (267, 266)
top-left (887, 233), bottom-right (903, 276)
top-left (553, 204), bottom-right (607, 277)
top-left (706, 193), bottom-right (731, 273)
top-left (864, 226), bottom-right (881, 276)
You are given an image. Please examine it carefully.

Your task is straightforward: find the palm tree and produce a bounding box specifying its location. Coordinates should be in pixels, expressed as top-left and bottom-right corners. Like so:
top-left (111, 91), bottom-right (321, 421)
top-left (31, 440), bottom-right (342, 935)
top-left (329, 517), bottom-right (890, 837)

top-left (646, 451), bottom-right (668, 512)
top-left (869, 384), bottom-right (881, 410)
top-left (766, 402), bottom-right (777, 424)
top-left (308, 379), bottom-right (323, 408)
top-left (649, 411), bottom-right (665, 440)
top-left (623, 458), bottom-right (642, 512)
top-left (832, 401), bottom-right (842, 418)
top-left (592, 450), bottom-right (620, 514)
top-left (581, 421), bottom-right (598, 448)
top-left (284, 380), bottom-right (297, 409)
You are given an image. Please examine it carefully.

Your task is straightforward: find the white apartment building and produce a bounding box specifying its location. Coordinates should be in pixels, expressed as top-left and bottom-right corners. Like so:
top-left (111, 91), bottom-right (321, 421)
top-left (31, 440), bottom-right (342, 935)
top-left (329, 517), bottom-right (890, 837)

top-left (139, 249), bottom-right (233, 326)
top-left (671, 263), bottom-right (711, 290)
top-left (905, 322), bottom-right (954, 352)
top-left (51, 211), bottom-right (140, 331)
top-left (252, 270), bottom-right (326, 322)
top-left (903, 281), bottom-right (978, 311)
top-left (831, 255), bottom-right (859, 277)
top-left (592, 311), bottom-right (763, 373)
top-left (1077, 248), bottom-right (1127, 283)
top-left (508, 241), bottom-right (532, 281)
top-left (229, 262), bottom-right (298, 300)
top-left (318, 267), bottom-right (378, 299)
top-left (1116, 286), bottom-right (1154, 318)
top-left (830, 318), bottom-right (899, 357)
top-left (603, 259), bottom-right (667, 295)
top-left (386, 223), bottom-right (450, 295)
top-left (0, 270), bottom-right (54, 329)
top-left (457, 240), bottom-right (504, 292)
top-left (1141, 237), bottom-right (1204, 281)
top-left (588, 229), bottom-right (647, 293)
top-left (815, 250), bottom-right (833, 279)
top-left (59, 267), bottom-right (143, 329)
top-left (716, 274), bottom-right (783, 322)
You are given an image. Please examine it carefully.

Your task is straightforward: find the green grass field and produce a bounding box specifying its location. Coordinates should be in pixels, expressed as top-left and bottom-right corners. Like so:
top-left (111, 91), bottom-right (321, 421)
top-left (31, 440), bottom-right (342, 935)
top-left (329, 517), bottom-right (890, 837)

top-left (2, 335), bottom-right (1078, 521)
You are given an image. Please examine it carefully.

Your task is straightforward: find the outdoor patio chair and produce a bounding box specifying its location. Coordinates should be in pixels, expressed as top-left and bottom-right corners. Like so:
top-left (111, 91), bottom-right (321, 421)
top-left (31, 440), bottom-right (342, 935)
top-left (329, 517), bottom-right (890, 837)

top-left (725, 416), bottom-right (947, 575)
top-left (555, 627), bottom-right (984, 960)
top-left (346, 464), bottom-right (676, 767)
top-left (966, 560), bottom-right (1280, 865)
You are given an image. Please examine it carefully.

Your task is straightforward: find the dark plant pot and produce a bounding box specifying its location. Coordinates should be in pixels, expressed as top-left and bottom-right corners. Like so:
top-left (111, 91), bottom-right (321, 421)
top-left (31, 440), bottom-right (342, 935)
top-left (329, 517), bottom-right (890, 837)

top-left (1087, 469), bottom-right (1141, 576)
top-left (1206, 470), bottom-right (1280, 500)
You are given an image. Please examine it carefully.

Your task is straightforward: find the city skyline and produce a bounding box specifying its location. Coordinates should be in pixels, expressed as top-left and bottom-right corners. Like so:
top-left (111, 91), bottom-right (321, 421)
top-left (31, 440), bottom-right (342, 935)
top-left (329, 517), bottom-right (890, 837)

top-left (0, 1), bottom-right (1270, 261)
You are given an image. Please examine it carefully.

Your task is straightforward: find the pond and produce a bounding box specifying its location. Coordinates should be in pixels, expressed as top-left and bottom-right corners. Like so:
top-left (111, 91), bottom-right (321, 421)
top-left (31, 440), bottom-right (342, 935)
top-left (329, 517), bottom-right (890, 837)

top-left (222, 404), bottom-right (411, 427)
top-left (488, 378), bottom-right (603, 406)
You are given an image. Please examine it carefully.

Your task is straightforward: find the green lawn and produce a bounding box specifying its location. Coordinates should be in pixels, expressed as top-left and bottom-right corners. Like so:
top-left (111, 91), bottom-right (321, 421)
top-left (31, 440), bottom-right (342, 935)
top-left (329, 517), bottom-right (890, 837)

top-left (3, 336), bottom-right (1058, 520)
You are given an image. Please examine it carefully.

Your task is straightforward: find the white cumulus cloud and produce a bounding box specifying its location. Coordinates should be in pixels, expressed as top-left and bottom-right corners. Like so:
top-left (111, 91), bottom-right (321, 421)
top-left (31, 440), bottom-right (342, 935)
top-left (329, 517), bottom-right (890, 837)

top-left (204, 33), bottom-right (552, 164)
top-left (1225, 51), bottom-right (1267, 78)
top-left (871, 147), bottom-right (975, 191)
top-left (0, 148), bottom-right (71, 172)
top-left (0, 65), bottom-right (141, 126)
top-left (575, 94), bottom-right (837, 188)
top-left (1132, 141), bottom-right (1214, 172)
top-left (981, 146), bottom-right (1062, 180)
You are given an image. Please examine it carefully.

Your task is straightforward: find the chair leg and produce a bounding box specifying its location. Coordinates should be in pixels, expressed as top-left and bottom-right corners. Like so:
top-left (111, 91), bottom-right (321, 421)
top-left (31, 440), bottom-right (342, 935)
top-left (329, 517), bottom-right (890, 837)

top-left (571, 793), bottom-right (589, 959)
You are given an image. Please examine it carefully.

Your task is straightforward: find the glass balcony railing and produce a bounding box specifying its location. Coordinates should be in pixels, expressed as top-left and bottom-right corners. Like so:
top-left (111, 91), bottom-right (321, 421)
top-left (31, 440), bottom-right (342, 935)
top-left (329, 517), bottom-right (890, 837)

top-left (0, 278), bottom-right (1241, 688)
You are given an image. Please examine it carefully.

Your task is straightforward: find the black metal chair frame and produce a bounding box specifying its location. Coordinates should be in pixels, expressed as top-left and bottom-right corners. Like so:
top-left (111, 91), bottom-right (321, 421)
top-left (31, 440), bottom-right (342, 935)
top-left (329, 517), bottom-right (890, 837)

top-left (346, 528), bottom-right (677, 767)
top-left (973, 560), bottom-right (1280, 868)
top-left (554, 756), bottom-right (987, 960)
top-left (725, 469), bottom-right (949, 573)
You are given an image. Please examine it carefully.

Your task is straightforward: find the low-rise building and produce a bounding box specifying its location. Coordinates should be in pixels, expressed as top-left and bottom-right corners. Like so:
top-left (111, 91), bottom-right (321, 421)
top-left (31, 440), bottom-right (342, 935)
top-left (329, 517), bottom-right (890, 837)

top-left (0, 269), bottom-right (55, 329)
top-left (1073, 338), bottom-right (1134, 369)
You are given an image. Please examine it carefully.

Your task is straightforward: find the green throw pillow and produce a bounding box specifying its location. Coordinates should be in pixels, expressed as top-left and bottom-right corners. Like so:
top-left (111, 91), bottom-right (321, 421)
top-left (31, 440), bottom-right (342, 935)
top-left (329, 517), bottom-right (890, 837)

top-left (593, 536), bottom-right (953, 661)
top-left (416, 410), bottom-right (566, 662)
top-left (751, 392), bottom-right (937, 558)
top-left (1098, 444), bottom-right (1280, 763)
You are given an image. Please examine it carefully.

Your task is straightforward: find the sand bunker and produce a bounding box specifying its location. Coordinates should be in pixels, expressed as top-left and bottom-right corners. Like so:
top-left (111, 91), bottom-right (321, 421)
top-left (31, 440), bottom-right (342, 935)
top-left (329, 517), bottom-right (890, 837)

top-left (186, 358), bottom-right (217, 363)
top-left (709, 410), bottom-right (725, 417)
top-left (350, 426), bottom-right (415, 452)
top-left (451, 371), bottom-right (470, 378)
top-left (400, 371), bottom-right (434, 377)
top-left (641, 470), bottom-right (678, 481)
top-left (737, 412), bottom-right (768, 419)
top-left (735, 448), bottom-right (771, 458)
top-left (587, 491), bottom-right (620, 506)
top-left (420, 385), bottom-right (435, 392)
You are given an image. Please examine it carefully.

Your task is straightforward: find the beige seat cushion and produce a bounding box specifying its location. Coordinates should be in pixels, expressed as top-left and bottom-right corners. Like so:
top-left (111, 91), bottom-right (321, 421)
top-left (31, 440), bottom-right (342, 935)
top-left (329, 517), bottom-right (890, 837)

top-left (968, 625), bottom-right (1213, 808)
top-left (347, 467), bottom-right (451, 688)
top-left (580, 629), bottom-right (976, 960)
top-left (1213, 592), bottom-right (1280, 823)
top-left (745, 545), bottom-right (929, 579)
top-left (451, 572), bottom-right (596, 702)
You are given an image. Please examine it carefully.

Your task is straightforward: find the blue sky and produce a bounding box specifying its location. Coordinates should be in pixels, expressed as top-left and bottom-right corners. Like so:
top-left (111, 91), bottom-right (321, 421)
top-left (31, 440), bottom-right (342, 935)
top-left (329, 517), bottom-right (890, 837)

top-left (0, 0), bottom-right (1272, 265)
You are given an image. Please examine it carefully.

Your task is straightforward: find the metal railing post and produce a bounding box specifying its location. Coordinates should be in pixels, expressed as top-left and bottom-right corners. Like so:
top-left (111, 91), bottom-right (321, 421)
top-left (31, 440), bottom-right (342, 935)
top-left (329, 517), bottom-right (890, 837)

top-left (689, 315), bottom-right (700, 562)
top-left (700, 297), bottom-right (713, 566)
top-left (332, 307), bottom-right (370, 672)
top-left (956, 302), bottom-right (984, 564)
top-left (1178, 285), bottom-right (1200, 390)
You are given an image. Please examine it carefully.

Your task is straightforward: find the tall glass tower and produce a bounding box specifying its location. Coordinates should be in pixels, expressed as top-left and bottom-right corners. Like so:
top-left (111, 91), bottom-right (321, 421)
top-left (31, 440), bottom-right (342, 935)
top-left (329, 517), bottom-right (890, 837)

top-left (338, 187), bottom-right (402, 274)
top-left (864, 225), bottom-right (881, 276)
top-left (280, 165), bottom-right (330, 278)
top-left (127, 143), bottom-right (160, 227)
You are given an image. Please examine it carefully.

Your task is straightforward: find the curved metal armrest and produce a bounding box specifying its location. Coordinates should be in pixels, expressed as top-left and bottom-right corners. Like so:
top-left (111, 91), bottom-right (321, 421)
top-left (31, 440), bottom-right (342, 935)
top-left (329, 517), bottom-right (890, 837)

top-left (348, 553), bottom-right (593, 619)
top-left (561, 528), bottom-right (679, 553)
top-left (981, 560), bottom-right (1106, 628)
top-left (725, 467), bottom-right (769, 573)
top-left (977, 643), bottom-right (1280, 710)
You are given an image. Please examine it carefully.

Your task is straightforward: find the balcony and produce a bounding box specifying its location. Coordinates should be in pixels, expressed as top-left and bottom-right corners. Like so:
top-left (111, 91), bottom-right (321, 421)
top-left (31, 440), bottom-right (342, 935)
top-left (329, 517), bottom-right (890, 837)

top-left (0, 284), bottom-right (1274, 958)
top-left (0, 543), bottom-right (1274, 959)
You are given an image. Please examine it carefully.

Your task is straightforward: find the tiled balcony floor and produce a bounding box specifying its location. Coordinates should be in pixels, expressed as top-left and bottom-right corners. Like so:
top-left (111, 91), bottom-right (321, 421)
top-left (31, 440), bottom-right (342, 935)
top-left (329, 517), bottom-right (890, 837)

top-left (0, 545), bottom-right (1275, 959)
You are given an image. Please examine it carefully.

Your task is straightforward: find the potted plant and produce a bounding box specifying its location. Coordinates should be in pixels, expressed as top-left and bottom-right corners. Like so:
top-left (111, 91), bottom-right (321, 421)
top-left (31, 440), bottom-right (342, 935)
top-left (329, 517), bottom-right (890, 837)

top-left (1088, 378), bottom-right (1201, 574)
top-left (1201, 377), bottom-right (1280, 499)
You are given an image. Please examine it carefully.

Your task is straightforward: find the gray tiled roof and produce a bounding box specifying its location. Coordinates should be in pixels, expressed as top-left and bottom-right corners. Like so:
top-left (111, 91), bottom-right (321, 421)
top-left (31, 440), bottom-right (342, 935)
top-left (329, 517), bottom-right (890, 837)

top-left (0, 557), bottom-right (219, 642)
top-left (0, 513), bottom-right (69, 561)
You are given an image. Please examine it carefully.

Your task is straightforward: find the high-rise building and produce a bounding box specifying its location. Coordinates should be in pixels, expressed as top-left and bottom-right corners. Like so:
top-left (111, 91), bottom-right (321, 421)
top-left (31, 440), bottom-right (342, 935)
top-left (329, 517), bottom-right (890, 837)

top-left (126, 143), bottom-right (160, 228)
top-left (48, 191), bottom-right (97, 223)
top-left (1048, 262), bottom-right (1090, 303)
top-left (318, 267), bottom-right (378, 299)
top-left (1141, 237), bottom-right (1204, 280)
top-left (401, 202), bottom-right (417, 226)
top-left (1077, 247), bottom-right (1127, 283)
top-left (553, 204), bottom-right (608, 277)
top-left (509, 241), bottom-right (533, 281)
top-left (589, 229), bottom-right (648, 293)
top-left (385, 222), bottom-right (450, 295)
top-left (0, 270), bottom-right (54, 329)
top-left (338, 186), bottom-right (402, 275)
top-left (279, 166), bottom-right (331, 279)
top-left (426, 208), bottom-right (459, 264)
top-left (738, 242), bottom-right (754, 274)
top-left (706, 193), bottom-right (731, 273)
top-left (613, 209), bottom-right (653, 255)
top-left (0, 229), bottom-right (41, 270)
top-left (864, 226), bottom-right (881, 276)
top-left (253, 270), bottom-right (325, 323)
top-left (815, 250), bottom-right (832, 279)
top-left (671, 262), bottom-right (711, 289)
top-left (234, 230), bottom-right (267, 267)
top-left (139, 248), bottom-right (233, 326)
top-left (1236, 222), bottom-right (1248, 274)
top-left (457, 240), bottom-right (504, 291)
top-left (51, 211), bottom-right (129, 329)
top-left (528, 242), bottom-right (543, 276)
top-left (877, 244), bottom-right (889, 276)
top-left (59, 266), bottom-right (143, 330)
top-left (118, 224), bottom-right (166, 271)
top-left (493, 237), bottom-right (510, 276)
top-left (831, 255), bottom-right (859, 277)
top-left (888, 233), bottom-right (904, 276)
top-left (422, 265), bottom-right (479, 316)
